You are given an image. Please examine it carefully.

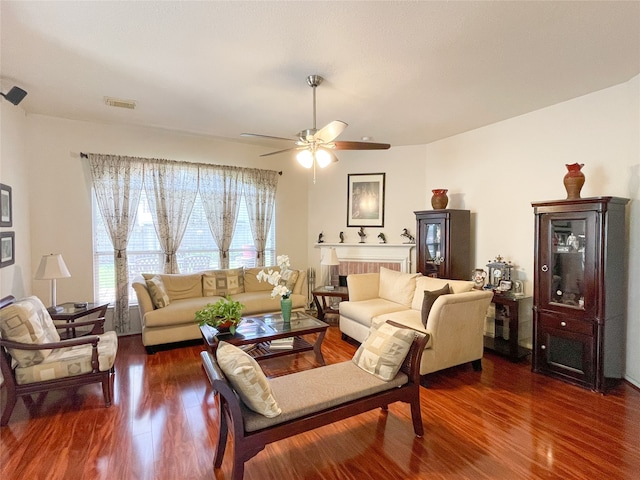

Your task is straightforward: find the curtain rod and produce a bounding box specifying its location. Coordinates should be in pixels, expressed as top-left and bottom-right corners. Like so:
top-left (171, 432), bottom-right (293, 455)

top-left (79, 152), bottom-right (282, 175)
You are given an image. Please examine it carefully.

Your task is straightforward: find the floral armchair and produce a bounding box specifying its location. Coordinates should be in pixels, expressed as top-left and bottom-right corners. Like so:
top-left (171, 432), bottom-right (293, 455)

top-left (0, 296), bottom-right (117, 425)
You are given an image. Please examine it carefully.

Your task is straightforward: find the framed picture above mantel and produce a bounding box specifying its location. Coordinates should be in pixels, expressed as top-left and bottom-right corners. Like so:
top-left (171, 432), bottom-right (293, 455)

top-left (347, 173), bottom-right (385, 227)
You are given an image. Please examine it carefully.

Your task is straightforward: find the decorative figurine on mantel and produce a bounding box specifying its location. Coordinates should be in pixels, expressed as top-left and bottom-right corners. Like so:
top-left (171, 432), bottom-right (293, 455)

top-left (317, 232), bottom-right (324, 243)
top-left (339, 231), bottom-right (345, 243)
top-left (377, 232), bottom-right (387, 244)
top-left (358, 227), bottom-right (367, 243)
top-left (400, 228), bottom-right (415, 244)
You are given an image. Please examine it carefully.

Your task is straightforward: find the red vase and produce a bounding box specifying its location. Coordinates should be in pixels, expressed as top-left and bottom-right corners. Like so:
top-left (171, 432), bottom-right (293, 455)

top-left (563, 163), bottom-right (585, 199)
top-left (431, 189), bottom-right (449, 209)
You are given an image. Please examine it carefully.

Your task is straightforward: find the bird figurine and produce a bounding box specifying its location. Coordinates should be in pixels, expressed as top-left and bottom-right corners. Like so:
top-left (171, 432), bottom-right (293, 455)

top-left (339, 231), bottom-right (345, 243)
top-left (377, 232), bottom-right (387, 244)
top-left (317, 232), bottom-right (324, 243)
top-left (358, 227), bottom-right (367, 243)
top-left (401, 228), bottom-right (415, 244)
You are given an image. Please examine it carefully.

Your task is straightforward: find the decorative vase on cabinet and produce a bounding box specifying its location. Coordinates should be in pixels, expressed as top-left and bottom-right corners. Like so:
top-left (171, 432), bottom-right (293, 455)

top-left (415, 209), bottom-right (470, 279)
top-left (531, 196), bottom-right (629, 392)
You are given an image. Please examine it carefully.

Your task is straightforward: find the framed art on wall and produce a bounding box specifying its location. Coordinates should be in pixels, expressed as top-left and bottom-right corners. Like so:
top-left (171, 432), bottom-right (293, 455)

top-left (347, 173), bottom-right (385, 227)
top-left (0, 232), bottom-right (15, 268)
top-left (0, 184), bottom-right (11, 227)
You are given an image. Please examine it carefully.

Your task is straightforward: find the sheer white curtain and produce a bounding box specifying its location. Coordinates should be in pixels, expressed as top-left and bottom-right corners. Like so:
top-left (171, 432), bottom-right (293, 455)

top-left (88, 154), bottom-right (143, 333)
top-left (243, 168), bottom-right (279, 266)
top-left (199, 164), bottom-right (242, 269)
top-left (144, 159), bottom-right (199, 273)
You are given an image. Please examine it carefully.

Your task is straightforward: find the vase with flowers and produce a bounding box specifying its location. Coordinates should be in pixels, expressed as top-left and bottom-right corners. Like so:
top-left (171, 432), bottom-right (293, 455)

top-left (257, 255), bottom-right (293, 322)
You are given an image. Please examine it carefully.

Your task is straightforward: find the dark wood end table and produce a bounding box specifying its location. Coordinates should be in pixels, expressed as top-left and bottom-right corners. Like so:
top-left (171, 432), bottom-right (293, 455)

top-left (200, 310), bottom-right (329, 365)
top-left (483, 293), bottom-right (532, 362)
top-left (312, 286), bottom-right (349, 321)
top-left (50, 302), bottom-right (109, 338)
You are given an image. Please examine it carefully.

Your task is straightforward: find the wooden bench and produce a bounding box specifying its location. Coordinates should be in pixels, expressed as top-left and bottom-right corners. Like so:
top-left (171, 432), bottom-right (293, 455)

top-left (201, 322), bottom-right (429, 480)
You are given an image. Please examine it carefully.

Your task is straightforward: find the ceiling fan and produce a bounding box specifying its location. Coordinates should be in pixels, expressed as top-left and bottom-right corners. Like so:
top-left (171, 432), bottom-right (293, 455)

top-left (241, 75), bottom-right (390, 178)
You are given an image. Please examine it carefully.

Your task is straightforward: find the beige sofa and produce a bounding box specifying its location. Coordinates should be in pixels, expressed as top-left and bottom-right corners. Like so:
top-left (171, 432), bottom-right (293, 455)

top-left (339, 267), bottom-right (493, 375)
top-left (132, 267), bottom-right (307, 350)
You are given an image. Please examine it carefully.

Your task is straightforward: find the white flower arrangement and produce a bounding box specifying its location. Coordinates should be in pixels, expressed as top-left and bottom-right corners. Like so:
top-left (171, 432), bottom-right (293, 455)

top-left (256, 255), bottom-right (292, 300)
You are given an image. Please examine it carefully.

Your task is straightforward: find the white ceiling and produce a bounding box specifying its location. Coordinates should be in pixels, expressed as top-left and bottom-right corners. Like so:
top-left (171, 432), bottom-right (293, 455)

top-left (1, 1), bottom-right (639, 151)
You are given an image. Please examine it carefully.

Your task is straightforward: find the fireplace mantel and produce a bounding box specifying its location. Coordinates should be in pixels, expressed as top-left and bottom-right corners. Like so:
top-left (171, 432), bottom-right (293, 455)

top-left (315, 243), bottom-right (416, 273)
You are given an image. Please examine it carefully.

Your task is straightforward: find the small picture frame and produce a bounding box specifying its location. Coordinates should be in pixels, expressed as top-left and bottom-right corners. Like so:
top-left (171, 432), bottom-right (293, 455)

top-left (347, 173), bottom-right (385, 227)
top-left (0, 232), bottom-right (15, 268)
top-left (498, 280), bottom-right (512, 292)
top-left (0, 184), bottom-right (12, 227)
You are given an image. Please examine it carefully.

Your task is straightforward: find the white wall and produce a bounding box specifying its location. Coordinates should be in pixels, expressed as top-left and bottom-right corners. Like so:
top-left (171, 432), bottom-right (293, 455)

top-left (4, 75), bottom-right (638, 386)
top-left (24, 115), bottom-right (310, 320)
top-left (0, 99), bottom-right (31, 299)
top-left (306, 76), bottom-right (640, 386)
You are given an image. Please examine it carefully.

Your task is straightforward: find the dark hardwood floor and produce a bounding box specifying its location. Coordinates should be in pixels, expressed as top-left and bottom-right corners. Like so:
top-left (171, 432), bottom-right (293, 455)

top-left (1, 325), bottom-right (639, 480)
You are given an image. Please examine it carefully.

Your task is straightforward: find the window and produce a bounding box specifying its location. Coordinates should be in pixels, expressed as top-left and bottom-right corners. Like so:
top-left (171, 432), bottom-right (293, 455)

top-left (93, 190), bottom-right (275, 304)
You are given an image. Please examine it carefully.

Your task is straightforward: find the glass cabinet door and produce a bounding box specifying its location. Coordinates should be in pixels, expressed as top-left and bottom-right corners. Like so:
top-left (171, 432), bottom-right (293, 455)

top-left (539, 211), bottom-right (596, 314)
top-left (423, 221), bottom-right (443, 277)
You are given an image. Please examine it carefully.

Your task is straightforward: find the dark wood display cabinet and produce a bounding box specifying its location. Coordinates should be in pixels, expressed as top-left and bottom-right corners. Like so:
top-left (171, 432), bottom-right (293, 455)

top-left (415, 209), bottom-right (470, 280)
top-left (531, 197), bottom-right (629, 392)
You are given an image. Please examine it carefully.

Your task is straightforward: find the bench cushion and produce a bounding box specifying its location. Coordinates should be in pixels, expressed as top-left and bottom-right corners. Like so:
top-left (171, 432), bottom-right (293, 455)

top-left (242, 361), bottom-right (408, 432)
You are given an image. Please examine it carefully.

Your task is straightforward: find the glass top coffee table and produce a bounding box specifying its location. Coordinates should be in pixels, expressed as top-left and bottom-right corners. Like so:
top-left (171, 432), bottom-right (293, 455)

top-left (200, 310), bottom-right (329, 365)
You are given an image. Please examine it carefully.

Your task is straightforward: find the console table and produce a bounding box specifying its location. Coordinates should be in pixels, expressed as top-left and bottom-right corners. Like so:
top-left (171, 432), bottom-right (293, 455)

top-left (484, 294), bottom-right (532, 362)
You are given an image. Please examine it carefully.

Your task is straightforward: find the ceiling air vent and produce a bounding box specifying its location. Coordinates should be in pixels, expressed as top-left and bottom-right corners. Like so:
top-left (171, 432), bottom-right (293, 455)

top-left (104, 97), bottom-right (136, 109)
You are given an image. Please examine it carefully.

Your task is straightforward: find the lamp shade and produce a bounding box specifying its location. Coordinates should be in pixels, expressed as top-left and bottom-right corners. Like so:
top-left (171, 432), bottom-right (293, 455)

top-left (321, 248), bottom-right (340, 266)
top-left (35, 254), bottom-right (71, 280)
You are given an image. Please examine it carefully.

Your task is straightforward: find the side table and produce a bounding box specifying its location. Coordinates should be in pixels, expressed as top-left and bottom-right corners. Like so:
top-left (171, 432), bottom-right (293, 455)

top-left (312, 286), bottom-right (349, 321)
top-left (483, 294), bottom-right (532, 362)
top-left (50, 302), bottom-right (109, 338)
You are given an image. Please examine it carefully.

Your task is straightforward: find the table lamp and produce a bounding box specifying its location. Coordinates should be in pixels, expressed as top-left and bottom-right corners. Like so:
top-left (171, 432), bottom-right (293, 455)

top-left (35, 253), bottom-right (71, 314)
top-left (321, 248), bottom-right (340, 288)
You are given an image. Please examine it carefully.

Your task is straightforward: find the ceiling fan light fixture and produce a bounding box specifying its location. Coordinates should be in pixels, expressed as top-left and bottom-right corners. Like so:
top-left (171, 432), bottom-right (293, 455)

top-left (316, 149), bottom-right (332, 168)
top-left (296, 149), bottom-right (314, 169)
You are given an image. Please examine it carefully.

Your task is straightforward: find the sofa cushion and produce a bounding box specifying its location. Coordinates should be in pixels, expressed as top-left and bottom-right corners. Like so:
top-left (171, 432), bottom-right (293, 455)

top-left (339, 298), bottom-right (410, 328)
top-left (421, 284), bottom-right (450, 327)
top-left (378, 267), bottom-right (421, 308)
top-left (216, 341), bottom-right (281, 418)
top-left (242, 361), bottom-right (407, 432)
top-left (352, 321), bottom-right (415, 381)
top-left (146, 275), bottom-right (171, 308)
top-left (15, 331), bottom-right (118, 385)
top-left (411, 277), bottom-right (474, 310)
top-left (244, 267), bottom-right (278, 292)
top-left (0, 296), bottom-right (60, 367)
top-left (202, 268), bottom-right (245, 296)
top-left (142, 297), bottom-right (221, 328)
top-left (143, 273), bottom-right (203, 300)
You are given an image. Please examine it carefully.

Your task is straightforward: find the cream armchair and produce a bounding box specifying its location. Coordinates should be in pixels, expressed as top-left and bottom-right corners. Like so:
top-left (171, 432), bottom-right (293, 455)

top-left (0, 296), bottom-right (117, 425)
top-left (339, 268), bottom-right (493, 376)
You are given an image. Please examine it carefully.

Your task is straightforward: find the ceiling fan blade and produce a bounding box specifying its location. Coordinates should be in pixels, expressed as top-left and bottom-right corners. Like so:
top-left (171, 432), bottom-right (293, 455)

top-left (333, 140), bottom-right (391, 151)
top-left (241, 132), bottom-right (297, 143)
top-left (314, 120), bottom-right (348, 143)
top-left (259, 147), bottom-right (303, 157)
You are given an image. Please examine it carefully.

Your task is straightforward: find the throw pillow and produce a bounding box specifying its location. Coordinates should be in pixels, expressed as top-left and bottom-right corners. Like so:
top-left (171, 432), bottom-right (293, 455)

top-left (216, 341), bottom-right (282, 418)
top-left (279, 269), bottom-right (299, 292)
top-left (146, 275), bottom-right (171, 308)
top-left (0, 296), bottom-right (60, 367)
top-left (203, 268), bottom-right (245, 297)
top-left (421, 284), bottom-right (450, 327)
top-left (352, 321), bottom-right (415, 381)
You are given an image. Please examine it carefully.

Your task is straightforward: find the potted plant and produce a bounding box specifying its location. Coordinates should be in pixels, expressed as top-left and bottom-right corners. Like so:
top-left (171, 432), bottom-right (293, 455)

top-left (195, 295), bottom-right (245, 334)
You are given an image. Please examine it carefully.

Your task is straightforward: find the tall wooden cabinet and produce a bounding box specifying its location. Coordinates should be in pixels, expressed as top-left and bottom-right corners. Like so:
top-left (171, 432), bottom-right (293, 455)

top-left (531, 197), bottom-right (629, 392)
top-left (415, 209), bottom-right (470, 279)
